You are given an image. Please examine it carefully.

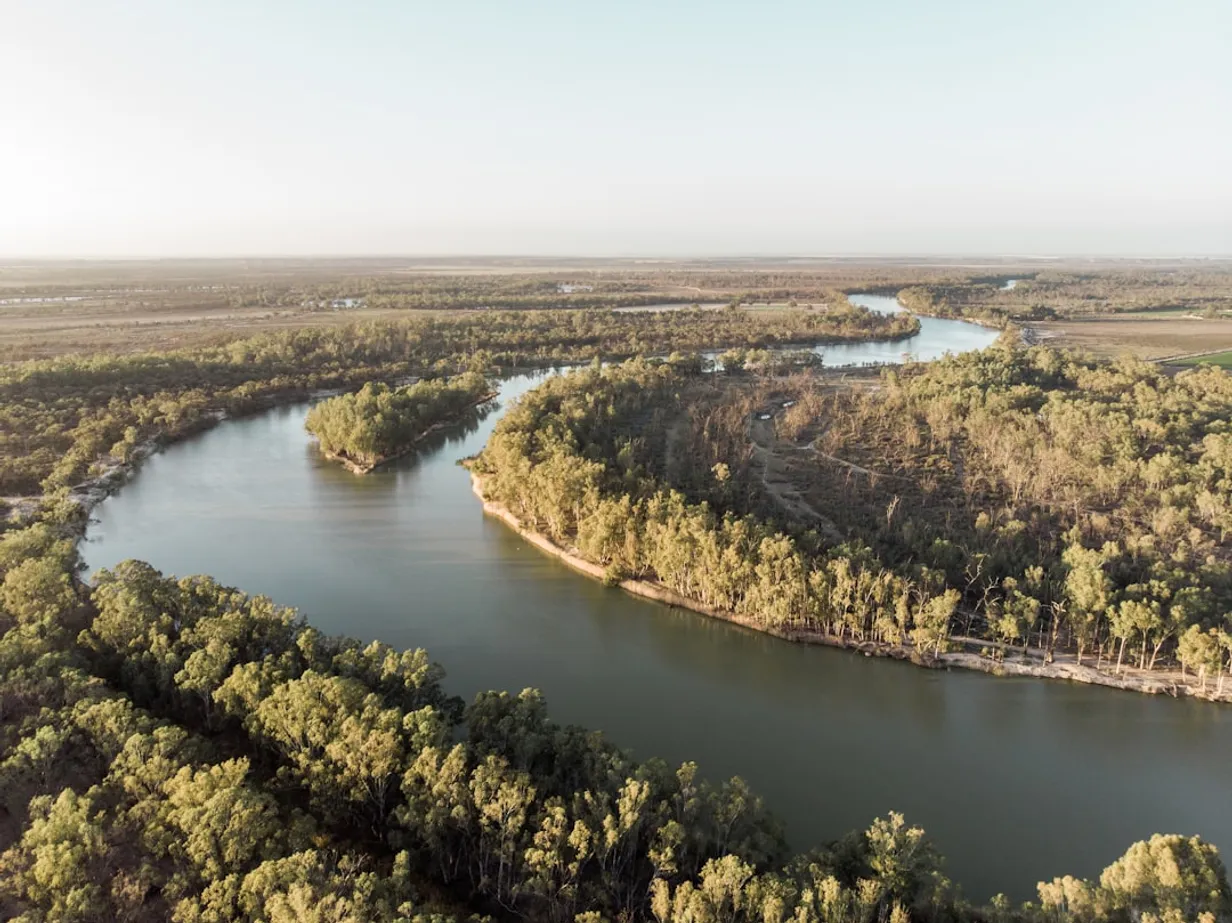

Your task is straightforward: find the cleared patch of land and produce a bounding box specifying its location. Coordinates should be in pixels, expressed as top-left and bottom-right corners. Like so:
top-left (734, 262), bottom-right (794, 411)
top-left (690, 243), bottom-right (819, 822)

top-left (1029, 314), bottom-right (1232, 359)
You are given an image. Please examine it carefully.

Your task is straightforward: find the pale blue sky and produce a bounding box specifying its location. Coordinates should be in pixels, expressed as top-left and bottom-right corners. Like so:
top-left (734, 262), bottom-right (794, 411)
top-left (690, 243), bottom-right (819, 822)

top-left (1, 1), bottom-right (1229, 256)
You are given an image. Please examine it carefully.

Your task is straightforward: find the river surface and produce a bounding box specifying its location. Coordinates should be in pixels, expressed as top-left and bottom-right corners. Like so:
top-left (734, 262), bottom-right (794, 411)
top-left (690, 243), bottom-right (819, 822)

top-left (82, 304), bottom-right (1232, 901)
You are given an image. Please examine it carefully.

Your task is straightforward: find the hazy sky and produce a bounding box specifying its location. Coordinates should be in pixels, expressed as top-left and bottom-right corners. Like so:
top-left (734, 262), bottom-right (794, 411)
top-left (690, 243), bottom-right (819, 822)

top-left (2, 1), bottom-right (1229, 257)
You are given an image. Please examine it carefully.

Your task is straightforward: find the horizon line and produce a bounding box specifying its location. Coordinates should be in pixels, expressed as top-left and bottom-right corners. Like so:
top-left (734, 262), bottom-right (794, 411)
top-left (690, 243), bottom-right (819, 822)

top-left (3, 252), bottom-right (1232, 264)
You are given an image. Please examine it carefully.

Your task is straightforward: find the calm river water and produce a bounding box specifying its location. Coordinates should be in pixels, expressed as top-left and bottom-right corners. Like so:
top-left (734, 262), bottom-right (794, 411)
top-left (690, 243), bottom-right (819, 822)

top-left (82, 304), bottom-right (1232, 901)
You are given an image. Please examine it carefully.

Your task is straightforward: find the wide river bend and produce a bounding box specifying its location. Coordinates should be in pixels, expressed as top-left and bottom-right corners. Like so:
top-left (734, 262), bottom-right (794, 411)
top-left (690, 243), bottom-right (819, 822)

top-left (83, 298), bottom-right (1232, 901)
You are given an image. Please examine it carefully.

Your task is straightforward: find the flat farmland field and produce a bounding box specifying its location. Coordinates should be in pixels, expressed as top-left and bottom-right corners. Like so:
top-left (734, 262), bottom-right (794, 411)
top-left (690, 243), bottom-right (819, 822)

top-left (1030, 314), bottom-right (1232, 359)
top-left (0, 300), bottom-right (443, 359)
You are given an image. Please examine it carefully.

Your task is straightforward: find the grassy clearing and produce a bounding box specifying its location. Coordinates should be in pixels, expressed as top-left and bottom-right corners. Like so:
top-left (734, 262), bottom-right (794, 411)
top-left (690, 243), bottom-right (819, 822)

top-left (1176, 350), bottom-right (1232, 367)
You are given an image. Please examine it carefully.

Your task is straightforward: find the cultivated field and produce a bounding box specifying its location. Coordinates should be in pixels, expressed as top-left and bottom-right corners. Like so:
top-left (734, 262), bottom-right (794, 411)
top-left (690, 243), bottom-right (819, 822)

top-left (1029, 314), bottom-right (1232, 360)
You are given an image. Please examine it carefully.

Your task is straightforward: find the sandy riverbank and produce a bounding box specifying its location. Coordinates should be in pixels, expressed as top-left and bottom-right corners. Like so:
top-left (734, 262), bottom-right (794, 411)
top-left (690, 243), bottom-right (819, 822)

top-left (472, 474), bottom-right (1229, 704)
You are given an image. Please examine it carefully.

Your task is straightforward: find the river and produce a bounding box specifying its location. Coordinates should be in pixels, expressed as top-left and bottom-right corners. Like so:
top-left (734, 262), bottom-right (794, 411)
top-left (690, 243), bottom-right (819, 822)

top-left (81, 302), bottom-right (1232, 902)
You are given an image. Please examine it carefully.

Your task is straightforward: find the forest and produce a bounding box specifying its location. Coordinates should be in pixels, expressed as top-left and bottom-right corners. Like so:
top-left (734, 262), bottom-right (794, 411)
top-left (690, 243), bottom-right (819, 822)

top-left (897, 269), bottom-right (1232, 323)
top-left (306, 372), bottom-right (494, 472)
top-left (0, 304), bottom-right (915, 497)
top-left (2, 268), bottom-right (1231, 920)
top-left (0, 511), bottom-right (1228, 922)
top-left (473, 349), bottom-right (1232, 695)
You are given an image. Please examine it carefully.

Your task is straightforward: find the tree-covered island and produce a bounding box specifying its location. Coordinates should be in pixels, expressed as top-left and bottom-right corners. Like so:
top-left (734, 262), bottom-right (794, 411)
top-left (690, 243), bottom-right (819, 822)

top-left (305, 371), bottom-right (496, 473)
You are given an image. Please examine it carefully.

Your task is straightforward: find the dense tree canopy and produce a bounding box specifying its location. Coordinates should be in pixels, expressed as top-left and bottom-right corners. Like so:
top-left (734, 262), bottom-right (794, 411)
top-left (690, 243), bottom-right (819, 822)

top-left (306, 372), bottom-right (493, 470)
top-left (475, 350), bottom-right (1232, 691)
top-left (898, 269), bottom-right (1232, 322)
top-left (795, 346), bottom-right (1232, 679)
top-left (0, 306), bottom-right (914, 496)
top-left (0, 511), bottom-right (1228, 922)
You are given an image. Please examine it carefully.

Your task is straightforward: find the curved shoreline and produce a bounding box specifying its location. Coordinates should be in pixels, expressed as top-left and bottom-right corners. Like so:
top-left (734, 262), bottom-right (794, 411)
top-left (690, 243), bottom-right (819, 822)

top-left (50, 387), bottom-right (345, 536)
top-left (39, 324), bottom-right (918, 523)
top-left (471, 473), bottom-right (1230, 704)
top-left (847, 288), bottom-right (1010, 333)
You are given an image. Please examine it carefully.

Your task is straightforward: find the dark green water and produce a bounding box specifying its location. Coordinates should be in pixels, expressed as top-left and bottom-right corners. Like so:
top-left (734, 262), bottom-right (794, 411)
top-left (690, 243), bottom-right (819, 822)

top-left (82, 318), bottom-right (1232, 902)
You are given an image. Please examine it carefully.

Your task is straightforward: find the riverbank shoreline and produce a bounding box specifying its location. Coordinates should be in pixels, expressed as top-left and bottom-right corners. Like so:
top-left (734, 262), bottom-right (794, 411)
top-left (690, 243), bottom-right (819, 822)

top-left (21, 325), bottom-right (927, 533)
top-left (847, 289), bottom-right (1010, 334)
top-left (471, 473), bottom-right (1230, 704)
top-left (0, 385), bottom-right (351, 544)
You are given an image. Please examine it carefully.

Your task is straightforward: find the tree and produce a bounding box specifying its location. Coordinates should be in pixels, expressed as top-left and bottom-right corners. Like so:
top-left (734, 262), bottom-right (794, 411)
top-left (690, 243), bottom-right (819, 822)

top-left (250, 672), bottom-right (425, 831)
top-left (1, 556), bottom-right (79, 630)
top-left (911, 590), bottom-right (959, 657)
top-left (1178, 625), bottom-right (1224, 691)
top-left (865, 812), bottom-right (947, 914)
top-left (522, 799), bottom-right (593, 923)
top-left (0, 789), bottom-right (110, 921)
top-left (1099, 834), bottom-right (1231, 921)
top-left (470, 753), bottom-right (536, 906)
top-left (1062, 542), bottom-right (1115, 665)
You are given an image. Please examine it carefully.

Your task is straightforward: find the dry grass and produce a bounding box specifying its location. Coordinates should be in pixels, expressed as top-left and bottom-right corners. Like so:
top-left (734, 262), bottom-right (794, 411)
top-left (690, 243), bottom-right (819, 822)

top-left (0, 306), bottom-right (453, 361)
top-left (1028, 315), bottom-right (1232, 359)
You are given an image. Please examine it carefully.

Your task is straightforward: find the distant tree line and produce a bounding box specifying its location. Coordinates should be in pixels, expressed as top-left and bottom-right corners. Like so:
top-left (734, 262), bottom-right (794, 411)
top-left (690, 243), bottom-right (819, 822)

top-left (898, 269), bottom-right (1232, 323)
